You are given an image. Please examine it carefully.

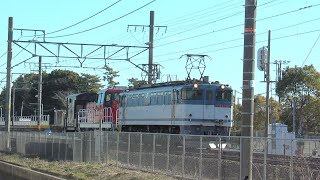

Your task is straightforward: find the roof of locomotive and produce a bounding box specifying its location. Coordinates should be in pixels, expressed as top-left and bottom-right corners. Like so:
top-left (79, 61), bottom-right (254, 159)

top-left (98, 86), bottom-right (127, 94)
top-left (122, 80), bottom-right (231, 94)
top-left (67, 92), bottom-right (97, 101)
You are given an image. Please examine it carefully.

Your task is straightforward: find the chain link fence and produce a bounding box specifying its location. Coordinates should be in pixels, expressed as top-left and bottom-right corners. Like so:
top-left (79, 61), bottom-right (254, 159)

top-left (0, 131), bottom-right (319, 179)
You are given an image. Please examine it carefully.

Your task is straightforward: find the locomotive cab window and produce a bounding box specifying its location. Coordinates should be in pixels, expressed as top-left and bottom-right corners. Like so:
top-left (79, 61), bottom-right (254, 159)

top-left (206, 90), bottom-right (214, 100)
top-left (181, 89), bottom-right (203, 100)
top-left (216, 90), bottom-right (232, 102)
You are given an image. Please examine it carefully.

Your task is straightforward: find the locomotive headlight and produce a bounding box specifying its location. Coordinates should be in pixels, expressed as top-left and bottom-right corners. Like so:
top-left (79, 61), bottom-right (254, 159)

top-left (193, 83), bottom-right (198, 89)
top-left (220, 85), bottom-right (225, 89)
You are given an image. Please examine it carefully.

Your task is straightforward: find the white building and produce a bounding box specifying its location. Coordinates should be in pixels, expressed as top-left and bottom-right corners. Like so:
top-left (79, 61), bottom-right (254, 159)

top-left (267, 123), bottom-right (297, 155)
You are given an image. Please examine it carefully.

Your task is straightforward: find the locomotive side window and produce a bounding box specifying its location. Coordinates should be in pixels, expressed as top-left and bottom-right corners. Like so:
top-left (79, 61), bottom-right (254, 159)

top-left (150, 92), bottom-right (157, 105)
top-left (138, 94), bottom-right (145, 106)
top-left (164, 91), bottom-right (171, 105)
top-left (120, 96), bottom-right (126, 107)
top-left (144, 93), bottom-right (150, 106)
top-left (181, 89), bottom-right (203, 100)
top-left (157, 92), bottom-right (164, 105)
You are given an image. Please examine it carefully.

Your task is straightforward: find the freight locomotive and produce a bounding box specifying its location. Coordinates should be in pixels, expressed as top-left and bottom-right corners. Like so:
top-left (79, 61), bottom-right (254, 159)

top-left (119, 80), bottom-right (233, 135)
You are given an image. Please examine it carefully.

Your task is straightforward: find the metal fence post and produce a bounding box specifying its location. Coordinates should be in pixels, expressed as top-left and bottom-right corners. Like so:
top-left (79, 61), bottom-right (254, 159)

top-left (152, 134), bottom-right (156, 172)
top-left (80, 133), bottom-right (83, 162)
top-left (38, 132), bottom-right (41, 157)
top-left (30, 132), bottom-right (33, 155)
top-left (127, 133), bottom-right (131, 167)
top-left (65, 133), bottom-right (68, 161)
top-left (89, 132), bottom-right (92, 162)
top-left (182, 135), bottom-right (185, 178)
top-left (139, 133), bottom-right (142, 168)
top-left (44, 133), bottom-right (47, 159)
top-left (99, 131), bottom-right (102, 162)
top-left (166, 134), bottom-right (170, 172)
top-left (290, 139), bottom-right (293, 180)
top-left (199, 136), bottom-right (203, 180)
top-left (106, 133), bottom-right (109, 164)
top-left (218, 137), bottom-right (222, 180)
top-left (58, 133), bottom-right (61, 160)
top-left (116, 132), bottom-right (119, 168)
top-left (51, 133), bottom-right (54, 160)
top-left (20, 132), bottom-right (23, 154)
top-left (264, 136), bottom-right (267, 180)
top-left (72, 133), bottom-right (75, 161)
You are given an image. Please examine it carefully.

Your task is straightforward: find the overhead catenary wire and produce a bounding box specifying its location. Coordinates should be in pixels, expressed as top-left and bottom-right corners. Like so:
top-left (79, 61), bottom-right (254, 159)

top-left (83, 0), bottom-right (287, 61)
top-left (155, 3), bottom-right (320, 49)
top-left (24, 0), bottom-right (123, 38)
top-left (47, 0), bottom-right (123, 36)
top-left (158, 0), bottom-right (241, 25)
top-left (86, 14), bottom-right (320, 67)
top-left (46, 0), bottom-right (156, 39)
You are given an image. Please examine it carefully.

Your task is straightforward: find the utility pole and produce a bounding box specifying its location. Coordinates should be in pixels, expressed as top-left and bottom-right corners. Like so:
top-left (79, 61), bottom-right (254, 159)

top-left (5, 17), bottom-right (13, 151)
top-left (128, 11), bottom-right (167, 84)
top-left (263, 30), bottom-right (271, 180)
top-left (148, 11), bottom-right (154, 85)
top-left (38, 56), bottom-right (42, 130)
top-left (241, 0), bottom-right (256, 179)
top-left (12, 86), bottom-right (15, 123)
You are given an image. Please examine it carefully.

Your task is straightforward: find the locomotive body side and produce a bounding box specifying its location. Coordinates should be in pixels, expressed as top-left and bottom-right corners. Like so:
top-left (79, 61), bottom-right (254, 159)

top-left (119, 82), bottom-right (233, 135)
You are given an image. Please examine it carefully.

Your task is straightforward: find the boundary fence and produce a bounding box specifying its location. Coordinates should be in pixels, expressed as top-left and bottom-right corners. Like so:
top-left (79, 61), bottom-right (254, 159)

top-left (0, 131), bottom-right (319, 179)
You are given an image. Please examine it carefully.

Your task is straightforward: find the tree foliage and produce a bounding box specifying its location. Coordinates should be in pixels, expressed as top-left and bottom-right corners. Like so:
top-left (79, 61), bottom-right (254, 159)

top-left (276, 65), bottom-right (320, 135)
top-left (0, 70), bottom-right (102, 122)
top-left (232, 95), bottom-right (281, 133)
top-left (128, 78), bottom-right (147, 88)
top-left (103, 65), bottom-right (119, 88)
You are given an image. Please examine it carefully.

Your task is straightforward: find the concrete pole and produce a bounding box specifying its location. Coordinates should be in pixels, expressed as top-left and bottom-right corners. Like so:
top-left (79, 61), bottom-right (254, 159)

top-left (240, 0), bottom-right (256, 179)
top-left (38, 56), bottom-right (42, 130)
top-left (12, 87), bottom-right (15, 122)
top-left (148, 11), bottom-right (154, 84)
top-left (264, 30), bottom-right (271, 180)
top-left (5, 17), bottom-right (13, 150)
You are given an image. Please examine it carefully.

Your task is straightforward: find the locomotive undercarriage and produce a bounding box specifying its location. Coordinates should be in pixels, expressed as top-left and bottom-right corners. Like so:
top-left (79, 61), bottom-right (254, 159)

top-left (120, 124), bottom-right (230, 135)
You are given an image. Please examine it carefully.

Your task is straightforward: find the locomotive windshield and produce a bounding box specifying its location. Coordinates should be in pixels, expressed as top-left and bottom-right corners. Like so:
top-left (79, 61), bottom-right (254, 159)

top-left (105, 92), bottom-right (120, 102)
top-left (181, 89), bottom-right (203, 100)
top-left (216, 90), bottom-right (232, 102)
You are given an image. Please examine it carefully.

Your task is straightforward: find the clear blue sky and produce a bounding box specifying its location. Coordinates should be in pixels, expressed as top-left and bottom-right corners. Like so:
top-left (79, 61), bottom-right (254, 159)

top-left (0, 0), bottom-right (319, 98)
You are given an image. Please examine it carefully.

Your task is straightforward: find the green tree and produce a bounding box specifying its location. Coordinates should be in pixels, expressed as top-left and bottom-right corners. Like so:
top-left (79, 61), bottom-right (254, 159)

top-left (232, 103), bottom-right (242, 134)
top-left (254, 95), bottom-right (281, 132)
top-left (103, 65), bottom-right (119, 87)
top-left (128, 77), bottom-right (147, 88)
top-left (1, 69), bottom-right (102, 123)
top-left (77, 73), bottom-right (102, 93)
top-left (276, 65), bottom-right (320, 135)
top-left (232, 95), bottom-right (282, 134)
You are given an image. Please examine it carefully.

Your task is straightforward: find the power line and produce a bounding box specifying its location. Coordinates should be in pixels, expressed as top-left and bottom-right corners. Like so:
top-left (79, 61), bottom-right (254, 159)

top-left (158, 0), bottom-right (242, 25)
top-left (164, 1), bottom-right (243, 27)
top-left (300, 32), bottom-right (320, 67)
top-left (86, 0), bottom-right (290, 62)
top-left (24, 0), bottom-right (123, 38)
top-left (47, 0), bottom-right (123, 35)
top-left (153, 28), bottom-right (320, 64)
top-left (154, 3), bottom-right (319, 49)
top-left (104, 16), bottom-right (320, 65)
top-left (0, 51), bottom-right (7, 59)
top-left (46, 0), bottom-right (156, 39)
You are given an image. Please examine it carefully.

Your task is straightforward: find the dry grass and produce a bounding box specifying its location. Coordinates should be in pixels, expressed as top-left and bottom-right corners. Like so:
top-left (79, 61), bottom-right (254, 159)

top-left (0, 154), bottom-right (180, 180)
